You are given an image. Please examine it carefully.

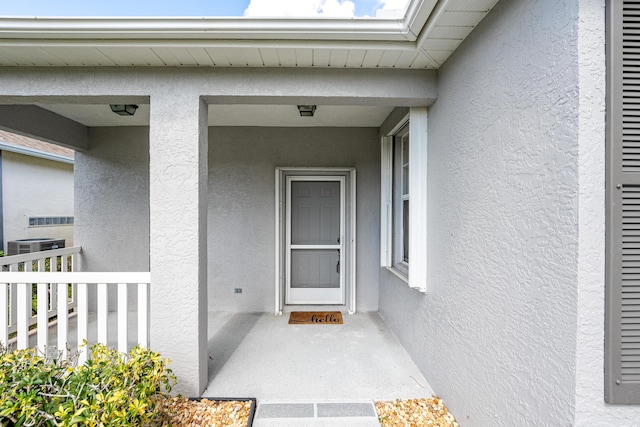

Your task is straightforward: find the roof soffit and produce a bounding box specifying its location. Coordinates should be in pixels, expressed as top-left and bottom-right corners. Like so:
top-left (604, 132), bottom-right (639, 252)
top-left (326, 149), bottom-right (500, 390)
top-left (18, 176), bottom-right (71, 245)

top-left (0, 0), bottom-right (500, 68)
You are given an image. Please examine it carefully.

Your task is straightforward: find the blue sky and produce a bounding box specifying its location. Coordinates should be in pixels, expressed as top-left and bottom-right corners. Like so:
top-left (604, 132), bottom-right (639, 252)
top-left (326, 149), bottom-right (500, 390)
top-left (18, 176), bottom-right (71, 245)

top-left (0, 0), bottom-right (408, 18)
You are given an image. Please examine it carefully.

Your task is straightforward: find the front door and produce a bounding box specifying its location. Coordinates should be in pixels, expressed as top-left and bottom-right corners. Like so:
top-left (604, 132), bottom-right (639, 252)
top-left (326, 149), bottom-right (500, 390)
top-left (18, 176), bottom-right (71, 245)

top-left (286, 176), bottom-right (344, 304)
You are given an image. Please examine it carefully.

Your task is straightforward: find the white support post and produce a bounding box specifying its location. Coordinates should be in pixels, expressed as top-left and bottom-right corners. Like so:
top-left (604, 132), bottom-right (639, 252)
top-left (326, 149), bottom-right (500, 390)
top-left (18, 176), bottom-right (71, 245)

top-left (37, 259), bottom-right (47, 354)
top-left (76, 282), bottom-right (88, 364)
top-left (16, 282), bottom-right (30, 350)
top-left (150, 94), bottom-right (208, 396)
top-left (0, 283), bottom-right (8, 347)
top-left (57, 283), bottom-right (68, 358)
top-left (117, 283), bottom-right (128, 354)
top-left (138, 282), bottom-right (148, 348)
top-left (97, 283), bottom-right (108, 345)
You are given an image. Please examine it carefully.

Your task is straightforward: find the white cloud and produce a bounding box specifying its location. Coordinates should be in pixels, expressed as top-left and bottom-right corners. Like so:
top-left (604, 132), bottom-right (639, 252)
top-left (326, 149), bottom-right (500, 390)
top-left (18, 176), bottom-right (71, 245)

top-left (375, 0), bottom-right (409, 18)
top-left (378, 0), bottom-right (408, 9)
top-left (244, 0), bottom-right (356, 18)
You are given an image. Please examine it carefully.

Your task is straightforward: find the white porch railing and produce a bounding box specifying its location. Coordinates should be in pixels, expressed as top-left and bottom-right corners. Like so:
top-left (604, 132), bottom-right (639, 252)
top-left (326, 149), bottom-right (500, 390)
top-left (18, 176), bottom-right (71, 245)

top-left (0, 272), bottom-right (150, 364)
top-left (0, 247), bottom-right (81, 336)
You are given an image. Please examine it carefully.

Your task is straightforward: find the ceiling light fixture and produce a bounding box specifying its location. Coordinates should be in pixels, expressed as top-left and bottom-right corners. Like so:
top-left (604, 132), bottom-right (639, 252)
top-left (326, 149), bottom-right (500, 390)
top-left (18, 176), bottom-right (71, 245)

top-left (297, 105), bottom-right (316, 117)
top-left (110, 104), bottom-right (138, 116)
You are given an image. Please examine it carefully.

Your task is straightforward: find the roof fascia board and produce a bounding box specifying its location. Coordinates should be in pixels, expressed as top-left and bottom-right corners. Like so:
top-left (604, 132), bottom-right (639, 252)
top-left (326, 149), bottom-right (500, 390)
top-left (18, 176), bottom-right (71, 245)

top-left (0, 141), bottom-right (73, 164)
top-left (0, 16), bottom-right (414, 42)
top-left (0, 37), bottom-right (416, 52)
top-left (403, 0), bottom-right (438, 39)
top-left (416, 0), bottom-right (453, 45)
top-left (0, 0), bottom-right (444, 44)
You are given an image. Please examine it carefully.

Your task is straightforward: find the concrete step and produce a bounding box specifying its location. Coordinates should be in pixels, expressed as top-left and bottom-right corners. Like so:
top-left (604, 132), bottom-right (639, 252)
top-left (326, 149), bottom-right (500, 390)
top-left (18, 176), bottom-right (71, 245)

top-left (253, 401), bottom-right (381, 427)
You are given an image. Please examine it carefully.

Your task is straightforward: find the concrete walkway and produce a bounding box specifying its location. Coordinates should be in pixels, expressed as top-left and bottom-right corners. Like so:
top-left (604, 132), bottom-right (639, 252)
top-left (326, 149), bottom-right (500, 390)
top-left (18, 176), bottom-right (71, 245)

top-left (203, 311), bottom-right (433, 426)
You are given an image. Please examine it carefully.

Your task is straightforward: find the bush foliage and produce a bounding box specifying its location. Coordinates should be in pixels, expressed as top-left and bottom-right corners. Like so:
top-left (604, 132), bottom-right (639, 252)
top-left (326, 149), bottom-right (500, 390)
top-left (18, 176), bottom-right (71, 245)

top-left (0, 343), bottom-right (176, 426)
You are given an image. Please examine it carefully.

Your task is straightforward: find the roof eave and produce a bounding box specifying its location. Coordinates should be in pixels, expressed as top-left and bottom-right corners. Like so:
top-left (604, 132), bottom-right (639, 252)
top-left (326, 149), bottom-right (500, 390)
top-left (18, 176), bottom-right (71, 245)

top-left (0, 0), bottom-right (439, 43)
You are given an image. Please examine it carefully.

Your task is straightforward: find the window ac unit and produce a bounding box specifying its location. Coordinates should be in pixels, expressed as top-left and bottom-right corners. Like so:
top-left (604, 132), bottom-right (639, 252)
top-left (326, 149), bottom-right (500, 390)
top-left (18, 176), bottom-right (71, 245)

top-left (7, 238), bottom-right (65, 255)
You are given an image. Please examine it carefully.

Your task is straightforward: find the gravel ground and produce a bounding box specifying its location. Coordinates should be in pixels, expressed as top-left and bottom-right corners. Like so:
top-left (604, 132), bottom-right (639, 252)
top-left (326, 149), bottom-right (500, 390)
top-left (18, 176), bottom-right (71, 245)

top-left (375, 396), bottom-right (460, 427)
top-left (148, 395), bottom-right (458, 427)
top-left (149, 397), bottom-right (253, 427)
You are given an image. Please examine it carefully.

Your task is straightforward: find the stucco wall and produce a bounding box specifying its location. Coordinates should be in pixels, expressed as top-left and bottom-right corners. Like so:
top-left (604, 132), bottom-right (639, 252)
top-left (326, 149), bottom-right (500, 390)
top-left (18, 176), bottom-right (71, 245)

top-left (2, 151), bottom-right (74, 251)
top-left (573, 0), bottom-right (640, 425)
top-left (75, 126), bottom-right (380, 313)
top-left (75, 127), bottom-right (150, 273)
top-left (379, 0), bottom-right (583, 425)
top-left (208, 127), bottom-right (380, 312)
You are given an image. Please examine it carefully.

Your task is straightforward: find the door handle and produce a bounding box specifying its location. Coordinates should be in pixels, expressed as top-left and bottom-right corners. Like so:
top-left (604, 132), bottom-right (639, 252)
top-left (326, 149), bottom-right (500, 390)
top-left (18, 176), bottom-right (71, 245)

top-left (336, 260), bottom-right (340, 274)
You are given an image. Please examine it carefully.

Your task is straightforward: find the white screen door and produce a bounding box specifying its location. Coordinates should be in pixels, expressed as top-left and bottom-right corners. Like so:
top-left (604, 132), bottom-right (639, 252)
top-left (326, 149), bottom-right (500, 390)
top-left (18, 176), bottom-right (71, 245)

top-left (286, 176), bottom-right (345, 304)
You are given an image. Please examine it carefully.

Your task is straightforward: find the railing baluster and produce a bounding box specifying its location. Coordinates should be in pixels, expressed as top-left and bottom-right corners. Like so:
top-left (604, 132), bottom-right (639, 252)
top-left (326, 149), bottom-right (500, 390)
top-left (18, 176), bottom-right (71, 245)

top-left (138, 283), bottom-right (149, 348)
top-left (9, 264), bottom-right (18, 331)
top-left (97, 283), bottom-right (108, 345)
top-left (16, 282), bottom-right (30, 349)
top-left (77, 282), bottom-right (88, 364)
top-left (117, 283), bottom-right (128, 354)
top-left (57, 283), bottom-right (68, 358)
top-left (37, 282), bottom-right (48, 354)
top-left (1, 271), bottom-right (149, 358)
top-left (37, 259), bottom-right (47, 354)
top-left (0, 282), bottom-right (8, 347)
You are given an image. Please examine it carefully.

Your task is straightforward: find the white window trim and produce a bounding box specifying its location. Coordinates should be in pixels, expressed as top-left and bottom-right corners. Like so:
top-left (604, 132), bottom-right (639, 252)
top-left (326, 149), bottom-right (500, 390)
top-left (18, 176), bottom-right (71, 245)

top-left (380, 107), bottom-right (427, 292)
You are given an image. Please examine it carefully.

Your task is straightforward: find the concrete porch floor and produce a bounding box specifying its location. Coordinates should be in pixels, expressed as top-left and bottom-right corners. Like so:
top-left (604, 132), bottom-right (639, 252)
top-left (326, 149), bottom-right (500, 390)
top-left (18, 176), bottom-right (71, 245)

top-left (12, 310), bottom-right (434, 426)
top-left (204, 311), bottom-right (434, 426)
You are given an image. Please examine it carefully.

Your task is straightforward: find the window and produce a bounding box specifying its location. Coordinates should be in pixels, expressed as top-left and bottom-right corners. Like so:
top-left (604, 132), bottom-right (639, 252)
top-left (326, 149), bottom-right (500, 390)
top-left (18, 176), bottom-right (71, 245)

top-left (381, 107), bottom-right (427, 291)
top-left (28, 216), bottom-right (74, 227)
top-left (393, 123), bottom-right (410, 272)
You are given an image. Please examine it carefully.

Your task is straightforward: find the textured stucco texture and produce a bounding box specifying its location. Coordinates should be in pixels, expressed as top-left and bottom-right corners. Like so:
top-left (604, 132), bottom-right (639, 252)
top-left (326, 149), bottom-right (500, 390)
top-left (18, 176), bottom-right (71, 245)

top-left (2, 151), bottom-right (74, 250)
top-left (208, 126), bottom-right (380, 312)
top-left (380, 0), bottom-right (583, 425)
top-left (75, 127), bottom-right (150, 273)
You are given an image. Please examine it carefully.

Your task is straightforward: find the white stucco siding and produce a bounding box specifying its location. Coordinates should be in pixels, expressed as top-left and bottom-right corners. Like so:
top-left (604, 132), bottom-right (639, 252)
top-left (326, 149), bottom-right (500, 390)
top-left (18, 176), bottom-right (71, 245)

top-left (380, 0), bottom-right (586, 425)
top-left (0, 68), bottom-right (436, 109)
top-left (2, 151), bottom-right (74, 251)
top-left (149, 95), bottom-right (209, 396)
top-left (74, 127), bottom-right (150, 313)
top-left (75, 127), bottom-right (150, 273)
top-left (208, 127), bottom-right (380, 313)
top-left (573, 0), bottom-right (640, 425)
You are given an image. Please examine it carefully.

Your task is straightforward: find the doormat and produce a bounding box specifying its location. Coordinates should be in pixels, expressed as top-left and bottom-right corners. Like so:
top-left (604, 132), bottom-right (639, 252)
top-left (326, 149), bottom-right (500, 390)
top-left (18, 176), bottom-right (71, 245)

top-left (288, 311), bottom-right (343, 324)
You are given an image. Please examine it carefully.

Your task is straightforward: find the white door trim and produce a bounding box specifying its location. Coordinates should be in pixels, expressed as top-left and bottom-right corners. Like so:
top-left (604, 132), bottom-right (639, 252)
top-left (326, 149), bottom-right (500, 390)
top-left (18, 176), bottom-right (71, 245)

top-left (275, 167), bottom-right (356, 314)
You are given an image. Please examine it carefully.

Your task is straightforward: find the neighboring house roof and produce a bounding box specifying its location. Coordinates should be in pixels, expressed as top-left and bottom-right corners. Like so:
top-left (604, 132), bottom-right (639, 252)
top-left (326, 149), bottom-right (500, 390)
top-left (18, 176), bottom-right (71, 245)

top-left (0, 0), bottom-right (500, 69)
top-left (0, 130), bottom-right (74, 164)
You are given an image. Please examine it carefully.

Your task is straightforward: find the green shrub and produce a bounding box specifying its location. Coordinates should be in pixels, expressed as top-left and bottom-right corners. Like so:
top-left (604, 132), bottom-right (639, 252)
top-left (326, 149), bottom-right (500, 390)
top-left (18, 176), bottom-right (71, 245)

top-left (0, 343), bottom-right (176, 426)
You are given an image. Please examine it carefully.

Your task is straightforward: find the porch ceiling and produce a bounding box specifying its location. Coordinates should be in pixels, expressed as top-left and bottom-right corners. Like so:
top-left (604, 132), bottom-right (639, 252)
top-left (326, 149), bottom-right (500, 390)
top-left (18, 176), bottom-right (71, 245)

top-left (0, 0), bottom-right (500, 69)
top-left (34, 103), bottom-right (395, 127)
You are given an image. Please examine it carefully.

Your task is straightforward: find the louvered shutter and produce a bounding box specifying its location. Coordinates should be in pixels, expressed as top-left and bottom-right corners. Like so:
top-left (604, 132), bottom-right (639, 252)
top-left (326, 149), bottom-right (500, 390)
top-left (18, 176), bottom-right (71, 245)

top-left (606, 0), bottom-right (640, 404)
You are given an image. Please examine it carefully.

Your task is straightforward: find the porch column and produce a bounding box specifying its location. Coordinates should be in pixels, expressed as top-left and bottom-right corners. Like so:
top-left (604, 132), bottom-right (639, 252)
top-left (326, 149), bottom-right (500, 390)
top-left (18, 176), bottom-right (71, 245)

top-left (149, 94), bottom-right (208, 396)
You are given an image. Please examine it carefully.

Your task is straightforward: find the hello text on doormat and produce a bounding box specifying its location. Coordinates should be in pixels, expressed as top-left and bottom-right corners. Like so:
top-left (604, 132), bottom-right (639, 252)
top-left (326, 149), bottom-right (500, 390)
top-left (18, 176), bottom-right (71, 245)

top-left (288, 311), bottom-right (343, 324)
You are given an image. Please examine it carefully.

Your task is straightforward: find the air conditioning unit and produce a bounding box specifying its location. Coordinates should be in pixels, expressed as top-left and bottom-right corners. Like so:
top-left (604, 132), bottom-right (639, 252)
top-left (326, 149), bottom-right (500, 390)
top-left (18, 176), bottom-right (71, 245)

top-left (7, 238), bottom-right (65, 255)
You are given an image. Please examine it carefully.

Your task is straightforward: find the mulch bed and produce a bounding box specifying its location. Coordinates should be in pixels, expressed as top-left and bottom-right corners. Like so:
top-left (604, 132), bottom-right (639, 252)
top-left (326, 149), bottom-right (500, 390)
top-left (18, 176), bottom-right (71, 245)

top-left (375, 396), bottom-right (460, 427)
top-left (148, 395), bottom-right (458, 426)
top-left (149, 397), bottom-right (254, 427)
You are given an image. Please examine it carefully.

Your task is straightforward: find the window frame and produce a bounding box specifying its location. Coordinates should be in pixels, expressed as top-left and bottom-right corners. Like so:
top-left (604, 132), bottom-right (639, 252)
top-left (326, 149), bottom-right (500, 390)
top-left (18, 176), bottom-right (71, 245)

top-left (392, 122), bottom-right (410, 275)
top-left (380, 107), bottom-right (427, 291)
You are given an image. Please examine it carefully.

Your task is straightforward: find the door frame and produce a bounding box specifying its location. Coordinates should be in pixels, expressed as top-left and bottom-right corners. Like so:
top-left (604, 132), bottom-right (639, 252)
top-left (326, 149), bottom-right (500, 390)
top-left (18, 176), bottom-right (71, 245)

top-left (275, 167), bottom-right (356, 314)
